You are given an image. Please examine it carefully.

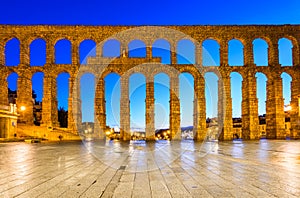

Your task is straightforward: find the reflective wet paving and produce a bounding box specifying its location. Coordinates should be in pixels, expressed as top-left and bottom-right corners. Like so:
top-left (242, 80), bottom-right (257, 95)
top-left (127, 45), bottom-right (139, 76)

top-left (0, 140), bottom-right (300, 197)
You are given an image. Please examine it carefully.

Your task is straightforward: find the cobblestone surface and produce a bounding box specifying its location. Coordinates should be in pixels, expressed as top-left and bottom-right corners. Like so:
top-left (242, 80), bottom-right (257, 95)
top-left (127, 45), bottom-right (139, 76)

top-left (0, 140), bottom-right (300, 197)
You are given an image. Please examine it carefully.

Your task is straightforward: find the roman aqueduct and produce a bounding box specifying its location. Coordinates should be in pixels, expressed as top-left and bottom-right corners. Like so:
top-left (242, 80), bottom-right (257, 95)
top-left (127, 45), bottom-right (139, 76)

top-left (0, 25), bottom-right (299, 141)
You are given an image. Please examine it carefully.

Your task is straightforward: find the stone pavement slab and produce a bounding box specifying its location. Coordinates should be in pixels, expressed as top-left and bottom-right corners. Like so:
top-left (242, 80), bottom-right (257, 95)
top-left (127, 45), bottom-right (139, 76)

top-left (0, 140), bottom-right (299, 197)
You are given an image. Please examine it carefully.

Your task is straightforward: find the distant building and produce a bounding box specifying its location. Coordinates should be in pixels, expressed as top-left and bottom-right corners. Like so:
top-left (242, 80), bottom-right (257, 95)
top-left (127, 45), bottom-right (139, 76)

top-left (0, 104), bottom-right (18, 138)
top-left (8, 88), bottom-right (17, 104)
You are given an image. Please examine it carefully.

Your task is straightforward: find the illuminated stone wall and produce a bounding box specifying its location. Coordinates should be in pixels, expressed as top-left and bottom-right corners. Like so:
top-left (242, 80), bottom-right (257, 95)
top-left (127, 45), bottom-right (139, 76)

top-left (0, 25), bottom-right (299, 140)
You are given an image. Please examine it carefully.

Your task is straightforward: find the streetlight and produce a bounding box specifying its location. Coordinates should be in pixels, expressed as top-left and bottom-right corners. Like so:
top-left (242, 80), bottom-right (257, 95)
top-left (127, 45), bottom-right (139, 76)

top-left (20, 106), bottom-right (26, 111)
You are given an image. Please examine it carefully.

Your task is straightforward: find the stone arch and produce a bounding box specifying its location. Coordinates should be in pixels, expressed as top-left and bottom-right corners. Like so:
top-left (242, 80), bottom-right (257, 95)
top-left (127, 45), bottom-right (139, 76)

top-left (177, 39), bottom-right (195, 64)
top-left (253, 38), bottom-right (269, 66)
top-left (228, 39), bottom-right (244, 66)
top-left (30, 38), bottom-right (46, 66)
top-left (154, 72), bottom-right (170, 131)
top-left (80, 72), bottom-right (96, 123)
top-left (179, 72), bottom-right (194, 133)
top-left (7, 72), bottom-right (19, 104)
top-left (278, 38), bottom-right (293, 66)
top-left (282, 35), bottom-right (300, 65)
top-left (79, 39), bottom-right (96, 65)
top-left (230, 72), bottom-right (243, 118)
top-left (202, 39), bottom-right (220, 66)
top-left (129, 72), bottom-right (146, 133)
top-left (152, 39), bottom-right (171, 64)
top-left (31, 72), bottom-right (44, 125)
top-left (5, 38), bottom-right (20, 66)
top-left (104, 72), bottom-right (121, 130)
top-left (54, 39), bottom-right (72, 64)
top-left (281, 72), bottom-right (292, 107)
top-left (53, 66), bottom-right (73, 77)
top-left (255, 72), bottom-right (268, 116)
top-left (101, 67), bottom-right (123, 79)
top-left (178, 66), bottom-right (202, 81)
top-left (102, 39), bottom-right (121, 57)
top-left (204, 71), bottom-right (219, 120)
top-left (56, 72), bottom-right (71, 128)
top-left (128, 40), bottom-right (146, 58)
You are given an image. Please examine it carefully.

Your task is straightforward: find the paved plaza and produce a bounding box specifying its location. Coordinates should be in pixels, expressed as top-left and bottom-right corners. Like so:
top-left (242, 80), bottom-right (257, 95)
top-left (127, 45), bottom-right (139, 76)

top-left (0, 140), bottom-right (300, 197)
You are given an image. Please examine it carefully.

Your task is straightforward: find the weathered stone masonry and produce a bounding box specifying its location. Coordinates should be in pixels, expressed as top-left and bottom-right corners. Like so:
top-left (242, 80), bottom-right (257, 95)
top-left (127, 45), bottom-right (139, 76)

top-left (0, 25), bottom-right (300, 141)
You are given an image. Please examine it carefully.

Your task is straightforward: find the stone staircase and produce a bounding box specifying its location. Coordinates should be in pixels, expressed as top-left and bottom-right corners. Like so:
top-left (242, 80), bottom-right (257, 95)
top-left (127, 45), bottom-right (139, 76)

top-left (17, 124), bottom-right (82, 141)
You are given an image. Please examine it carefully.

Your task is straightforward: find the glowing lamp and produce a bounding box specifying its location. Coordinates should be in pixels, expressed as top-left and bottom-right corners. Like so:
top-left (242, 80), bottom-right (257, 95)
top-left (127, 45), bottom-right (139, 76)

top-left (20, 106), bottom-right (26, 111)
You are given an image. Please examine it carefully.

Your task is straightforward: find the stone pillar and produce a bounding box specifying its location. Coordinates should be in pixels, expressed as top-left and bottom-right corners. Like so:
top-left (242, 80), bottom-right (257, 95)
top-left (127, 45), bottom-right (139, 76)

top-left (17, 39), bottom-right (33, 124)
top-left (120, 43), bottom-right (128, 57)
top-left (269, 41), bottom-right (279, 66)
top-left (244, 39), bottom-right (254, 66)
top-left (242, 72), bottom-right (259, 139)
top-left (169, 74), bottom-right (181, 140)
top-left (220, 40), bottom-right (228, 66)
top-left (145, 75), bottom-right (155, 140)
top-left (68, 77), bottom-right (81, 133)
top-left (16, 73), bottom-right (33, 124)
top-left (0, 75), bottom-right (8, 106)
top-left (41, 75), bottom-right (59, 127)
top-left (95, 42), bottom-right (103, 57)
top-left (120, 75), bottom-right (131, 140)
top-left (46, 39), bottom-right (55, 64)
top-left (20, 39), bottom-right (30, 66)
top-left (95, 77), bottom-right (106, 139)
top-left (146, 46), bottom-right (152, 59)
top-left (195, 43), bottom-right (202, 66)
top-left (193, 76), bottom-right (206, 140)
top-left (42, 38), bottom-right (58, 127)
top-left (218, 74), bottom-right (233, 141)
top-left (171, 44), bottom-right (177, 65)
top-left (0, 42), bottom-right (4, 66)
top-left (292, 44), bottom-right (299, 66)
top-left (290, 76), bottom-right (300, 139)
top-left (266, 75), bottom-right (285, 139)
top-left (0, 42), bottom-right (7, 106)
top-left (72, 40), bottom-right (79, 66)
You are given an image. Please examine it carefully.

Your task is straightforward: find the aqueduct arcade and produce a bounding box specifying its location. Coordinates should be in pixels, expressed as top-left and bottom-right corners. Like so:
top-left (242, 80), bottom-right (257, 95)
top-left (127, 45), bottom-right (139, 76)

top-left (0, 25), bottom-right (300, 141)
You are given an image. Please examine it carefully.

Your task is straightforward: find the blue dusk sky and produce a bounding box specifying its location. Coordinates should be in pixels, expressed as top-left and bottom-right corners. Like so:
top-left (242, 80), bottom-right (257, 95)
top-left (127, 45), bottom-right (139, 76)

top-left (1, 0), bottom-right (299, 129)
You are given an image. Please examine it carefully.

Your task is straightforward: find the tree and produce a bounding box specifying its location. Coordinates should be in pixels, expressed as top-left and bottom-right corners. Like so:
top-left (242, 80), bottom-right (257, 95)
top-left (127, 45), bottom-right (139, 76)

top-left (58, 107), bottom-right (68, 128)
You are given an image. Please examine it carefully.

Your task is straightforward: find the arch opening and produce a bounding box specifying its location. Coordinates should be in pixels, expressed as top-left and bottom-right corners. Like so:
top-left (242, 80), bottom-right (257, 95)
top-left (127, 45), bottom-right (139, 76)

top-left (154, 73), bottom-right (170, 140)
top-left (228, 39), bottom-right (244, 66)
top-left (30, 38), bottom-right (46, 66)
top-left (80, 40), bottom-right (96, 65)
top-left (104, 73), bottom-right (121, 132)
top-left (81, 73), bottom-right (96, 124)
top-left (103, 39), bottom-right (121, 58)
top-left (205, 72), bottom-right (219, 140)
top-left (255, 72), bottom-right (268, 117)
top-left (253, 38), bottom-right (268, 66)
top-left (177, 39), bottom-right (195, 64)
top-left (32, 72), bottom-right (44, 125)
top-left (202, 39), bottom-right (220, 66)
top-left (179, 73), bottom-right (194, 139)
top-left (230, 72), bottom-right (243, 139)
top-left (55, 39), bottom-right (72, 64)
top-left (7, 72), bottom-right (19, 104)
top-left (129, 73), bottom-right (146, 135)
top-left (278, 38), bottom-right (293, 66)
top-left (152, 39), bottom-right (171, 64)
top-left (56, 72), bottom-right (70, 128)
top-left (128, 40), bottom-right (146, 58)
top-left (5, 38), bottom-right (20, 66)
